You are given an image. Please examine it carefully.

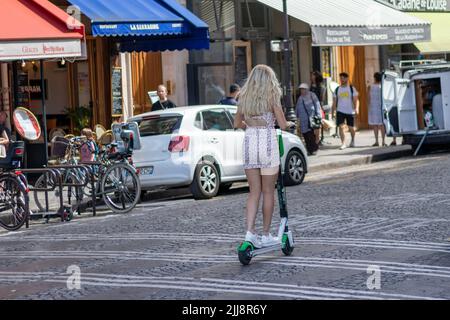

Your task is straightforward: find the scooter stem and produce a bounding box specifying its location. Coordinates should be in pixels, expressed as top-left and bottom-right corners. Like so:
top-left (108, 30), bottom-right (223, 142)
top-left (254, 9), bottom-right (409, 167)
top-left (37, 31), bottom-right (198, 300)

top-left (277, 217), bottom-right (288, 240)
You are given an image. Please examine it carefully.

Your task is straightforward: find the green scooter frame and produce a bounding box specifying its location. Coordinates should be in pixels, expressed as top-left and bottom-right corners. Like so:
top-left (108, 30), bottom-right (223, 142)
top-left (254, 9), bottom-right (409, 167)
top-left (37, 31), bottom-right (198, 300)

top-left (238, 129), bottom-right (295, 265)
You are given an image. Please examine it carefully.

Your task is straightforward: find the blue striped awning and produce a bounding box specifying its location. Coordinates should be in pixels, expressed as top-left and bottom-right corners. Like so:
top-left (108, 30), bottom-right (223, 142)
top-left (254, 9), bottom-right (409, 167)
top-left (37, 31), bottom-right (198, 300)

top-left (68, 0), bottom-right (209, 51)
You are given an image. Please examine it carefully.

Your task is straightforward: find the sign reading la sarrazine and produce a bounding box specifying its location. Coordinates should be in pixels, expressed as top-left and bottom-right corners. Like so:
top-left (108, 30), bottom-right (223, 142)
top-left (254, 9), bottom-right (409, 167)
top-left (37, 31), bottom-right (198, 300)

top-left (376, 0), bottom-right (450, 12)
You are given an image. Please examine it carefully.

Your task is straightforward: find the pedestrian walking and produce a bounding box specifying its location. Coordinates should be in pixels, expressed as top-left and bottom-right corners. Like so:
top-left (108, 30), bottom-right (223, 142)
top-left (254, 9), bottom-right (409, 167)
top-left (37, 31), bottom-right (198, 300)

top-left (310, 71), bottom-right (327, 145)
top-left (219, 83), bottom-right (240, 105)
top-left (152, 85), bottom-right (177, 111)
top-left (332, 72), bottom-right (359, 150)
top-left (233, 64), bottom-right (294, 248)
top-left (295, 83), bottom-right (322, 156)
top-left (367, 72), bottom-right (387, 147)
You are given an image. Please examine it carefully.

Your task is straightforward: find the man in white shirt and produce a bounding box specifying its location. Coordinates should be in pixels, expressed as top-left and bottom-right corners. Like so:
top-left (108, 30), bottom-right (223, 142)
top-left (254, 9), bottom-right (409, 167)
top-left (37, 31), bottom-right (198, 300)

top-left (332, 72), bottom-right (360, 150)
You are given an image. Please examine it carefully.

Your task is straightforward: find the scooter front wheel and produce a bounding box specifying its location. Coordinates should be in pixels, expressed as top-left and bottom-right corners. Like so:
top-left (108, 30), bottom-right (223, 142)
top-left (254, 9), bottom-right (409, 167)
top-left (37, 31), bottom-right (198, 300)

top-left (238, 243), bottom-right (253, 265)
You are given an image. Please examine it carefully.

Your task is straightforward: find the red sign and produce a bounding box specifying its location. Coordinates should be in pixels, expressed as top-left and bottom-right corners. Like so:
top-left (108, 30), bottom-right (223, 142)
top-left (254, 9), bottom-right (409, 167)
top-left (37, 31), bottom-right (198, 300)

top-left (13, 107), bottom-right (42, 141)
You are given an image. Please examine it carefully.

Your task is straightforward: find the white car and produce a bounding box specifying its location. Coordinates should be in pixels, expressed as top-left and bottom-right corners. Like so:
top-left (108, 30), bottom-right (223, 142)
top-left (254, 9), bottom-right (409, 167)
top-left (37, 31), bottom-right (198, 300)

top-left (129, 105), bottom-right (308, 199)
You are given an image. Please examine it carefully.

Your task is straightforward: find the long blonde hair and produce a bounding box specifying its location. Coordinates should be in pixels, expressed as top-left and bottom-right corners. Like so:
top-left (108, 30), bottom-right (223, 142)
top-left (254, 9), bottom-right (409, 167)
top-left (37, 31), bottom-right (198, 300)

top-left (238, 64), bottom-right (282, 118)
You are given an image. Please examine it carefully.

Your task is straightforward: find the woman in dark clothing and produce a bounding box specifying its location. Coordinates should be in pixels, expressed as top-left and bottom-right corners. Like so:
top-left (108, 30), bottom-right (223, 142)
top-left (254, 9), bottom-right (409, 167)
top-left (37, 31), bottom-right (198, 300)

top-left (310, 71), bottom-right (326, 145)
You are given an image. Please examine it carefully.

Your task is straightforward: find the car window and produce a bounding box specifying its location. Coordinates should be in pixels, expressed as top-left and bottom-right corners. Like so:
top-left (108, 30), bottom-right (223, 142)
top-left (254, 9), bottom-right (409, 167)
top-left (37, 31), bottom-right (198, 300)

top-left (194, 112), bottom-right (202, 129)
top-left (137, 116), bottom-right (182, 137)
top-left (201, 109), bottom-right (233, 131)
top-left (226, 108), bottom-right (237, 122)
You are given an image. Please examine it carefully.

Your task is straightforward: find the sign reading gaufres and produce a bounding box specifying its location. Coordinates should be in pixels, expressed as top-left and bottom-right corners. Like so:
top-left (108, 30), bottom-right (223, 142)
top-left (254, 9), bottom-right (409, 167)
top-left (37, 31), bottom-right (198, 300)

top-left (0, 39), bottom-right (82, 61)
top-left (376, 0), bottom-right (450, 11)
top-left (311, 25), bottom-right (431, 46)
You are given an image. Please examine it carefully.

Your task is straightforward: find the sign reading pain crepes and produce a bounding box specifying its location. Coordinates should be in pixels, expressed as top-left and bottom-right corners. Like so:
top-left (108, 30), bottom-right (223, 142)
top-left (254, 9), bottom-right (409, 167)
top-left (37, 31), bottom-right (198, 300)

top-left (376, 0), bottom-right (450, 12)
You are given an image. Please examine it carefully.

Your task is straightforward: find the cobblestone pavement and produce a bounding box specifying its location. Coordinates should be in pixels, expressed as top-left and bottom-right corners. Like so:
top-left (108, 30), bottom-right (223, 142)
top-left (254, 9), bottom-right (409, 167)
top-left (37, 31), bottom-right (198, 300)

top-left (0, 153), bottom-right (449, 300)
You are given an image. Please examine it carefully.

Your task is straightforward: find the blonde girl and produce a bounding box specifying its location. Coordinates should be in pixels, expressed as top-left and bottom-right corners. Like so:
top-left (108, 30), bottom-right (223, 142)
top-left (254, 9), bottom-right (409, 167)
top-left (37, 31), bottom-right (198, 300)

top-left (234, 64), bottom-right (294, 247)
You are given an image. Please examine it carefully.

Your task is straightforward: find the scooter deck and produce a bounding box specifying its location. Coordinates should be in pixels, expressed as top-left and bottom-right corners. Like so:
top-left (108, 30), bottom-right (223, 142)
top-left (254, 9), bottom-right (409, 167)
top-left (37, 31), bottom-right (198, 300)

top-left (250, 243), bottom-right (283, 257)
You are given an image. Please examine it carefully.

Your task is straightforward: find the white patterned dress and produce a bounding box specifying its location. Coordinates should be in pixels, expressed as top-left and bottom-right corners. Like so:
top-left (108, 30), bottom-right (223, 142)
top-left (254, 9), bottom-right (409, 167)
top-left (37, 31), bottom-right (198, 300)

top-left (368, 84), bottom-right (383, 125)
top-left (243, 112), bottom-right (280, 173)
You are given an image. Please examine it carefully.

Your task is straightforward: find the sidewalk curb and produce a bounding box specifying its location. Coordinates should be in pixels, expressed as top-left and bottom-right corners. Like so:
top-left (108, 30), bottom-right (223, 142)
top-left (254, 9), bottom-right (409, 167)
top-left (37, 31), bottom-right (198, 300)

top-left (309, 146), bottom-right (413, 173)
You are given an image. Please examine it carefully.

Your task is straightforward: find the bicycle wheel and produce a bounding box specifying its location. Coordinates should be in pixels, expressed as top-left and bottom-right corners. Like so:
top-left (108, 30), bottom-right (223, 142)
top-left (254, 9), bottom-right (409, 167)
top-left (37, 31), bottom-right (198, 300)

top-left (100, 163), bottom-right (140, 213)
top-left (0, 175), bottom-right (29, 231)
top-left (33, 171), bottom-right (83, 213)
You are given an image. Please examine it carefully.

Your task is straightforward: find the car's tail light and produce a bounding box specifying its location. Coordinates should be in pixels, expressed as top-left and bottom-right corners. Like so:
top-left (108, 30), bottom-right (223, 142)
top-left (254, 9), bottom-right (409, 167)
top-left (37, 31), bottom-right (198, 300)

top-left (15, 148), bottom-right (24, 156)
top-left (168, 136), bottom-right (190, 152)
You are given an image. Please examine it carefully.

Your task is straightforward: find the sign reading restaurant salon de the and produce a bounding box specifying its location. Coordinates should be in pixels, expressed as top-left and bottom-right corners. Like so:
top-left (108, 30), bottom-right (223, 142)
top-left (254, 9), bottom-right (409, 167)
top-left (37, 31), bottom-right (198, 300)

top-left (376, 0), bottom-right (450, 11)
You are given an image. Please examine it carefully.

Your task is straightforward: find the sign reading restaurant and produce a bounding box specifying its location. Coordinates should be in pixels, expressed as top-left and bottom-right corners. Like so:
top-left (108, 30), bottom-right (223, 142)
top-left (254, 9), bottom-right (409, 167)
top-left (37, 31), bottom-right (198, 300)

top-left (311, 25), bottom-right (431, 46)
top-left (376, 0), bottom-right (450, 11)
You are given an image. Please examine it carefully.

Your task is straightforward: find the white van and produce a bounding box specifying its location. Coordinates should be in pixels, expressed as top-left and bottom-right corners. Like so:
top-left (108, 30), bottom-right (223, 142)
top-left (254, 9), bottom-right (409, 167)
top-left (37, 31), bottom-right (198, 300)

top-left (382, 63), bottom-right (450, 148)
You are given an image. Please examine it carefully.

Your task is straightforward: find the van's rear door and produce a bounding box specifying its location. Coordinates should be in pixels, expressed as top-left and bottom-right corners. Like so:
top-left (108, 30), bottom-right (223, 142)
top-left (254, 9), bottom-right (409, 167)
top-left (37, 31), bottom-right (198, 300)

top-left (382, 71), bottom-right (418, 136)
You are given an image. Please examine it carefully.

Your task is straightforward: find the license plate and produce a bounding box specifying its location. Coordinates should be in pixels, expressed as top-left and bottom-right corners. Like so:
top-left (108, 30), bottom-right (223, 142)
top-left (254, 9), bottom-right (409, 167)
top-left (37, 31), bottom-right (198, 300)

top-left (139, 167), bottom-right (154, 175)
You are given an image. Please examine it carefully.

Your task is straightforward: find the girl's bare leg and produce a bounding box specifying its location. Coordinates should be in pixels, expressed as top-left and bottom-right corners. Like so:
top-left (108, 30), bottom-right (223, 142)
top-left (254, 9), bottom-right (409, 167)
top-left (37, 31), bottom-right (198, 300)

top-left (245, 169), bottom-right (262, 233)
top-left (261, 173), bottom-right (278, 235)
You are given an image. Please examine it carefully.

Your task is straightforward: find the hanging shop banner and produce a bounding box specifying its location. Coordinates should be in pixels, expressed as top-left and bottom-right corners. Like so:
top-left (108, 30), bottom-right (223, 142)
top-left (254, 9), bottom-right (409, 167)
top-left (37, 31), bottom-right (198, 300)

top-left (311, 25), bottom-right (431, 46)
top-left (0, 39), bottom-right (82, 62)
top-left (375, 0), bottom-right (450, 12)
top-left (13, 107), bottom-right (42, 141)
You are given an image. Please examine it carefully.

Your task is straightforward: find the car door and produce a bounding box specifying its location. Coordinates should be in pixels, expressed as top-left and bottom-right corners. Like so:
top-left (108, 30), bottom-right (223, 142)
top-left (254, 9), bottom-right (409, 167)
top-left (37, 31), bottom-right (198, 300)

top-left (382, 71), bottom-right (418, 136)
top-left (200, 108), bottom-right (235, 177)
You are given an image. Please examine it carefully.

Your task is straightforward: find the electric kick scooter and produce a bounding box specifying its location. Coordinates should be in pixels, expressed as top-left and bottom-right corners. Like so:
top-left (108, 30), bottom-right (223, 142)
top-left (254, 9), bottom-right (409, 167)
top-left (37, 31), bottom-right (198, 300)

top-left (237, 129), bottom-right (295, 265)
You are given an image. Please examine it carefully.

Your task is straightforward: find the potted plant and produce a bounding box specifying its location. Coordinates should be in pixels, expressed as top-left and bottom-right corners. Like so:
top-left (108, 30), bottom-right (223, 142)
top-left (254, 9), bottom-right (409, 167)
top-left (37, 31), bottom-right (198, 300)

top-left (65, 105), bottom-right (91, 135)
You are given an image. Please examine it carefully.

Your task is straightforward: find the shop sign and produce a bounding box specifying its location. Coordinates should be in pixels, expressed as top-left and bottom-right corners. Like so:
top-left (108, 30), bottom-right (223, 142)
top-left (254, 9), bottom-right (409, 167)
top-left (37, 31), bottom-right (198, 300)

top-left (0, 39), bottom-right (82, 61)
top-left (13, 107), bottom-right (42, 141)
top-left (92, 22), bottom-right (185, 36)
top-left (376, 0), bottom-right (450, 12)
top-left (311, 25), bottom-right (432, 46)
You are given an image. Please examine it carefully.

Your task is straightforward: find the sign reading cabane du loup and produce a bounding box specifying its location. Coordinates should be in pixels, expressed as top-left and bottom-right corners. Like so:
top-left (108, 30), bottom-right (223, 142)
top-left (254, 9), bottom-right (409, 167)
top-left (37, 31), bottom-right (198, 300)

top-left (376, 0), bottom-right (450, 11)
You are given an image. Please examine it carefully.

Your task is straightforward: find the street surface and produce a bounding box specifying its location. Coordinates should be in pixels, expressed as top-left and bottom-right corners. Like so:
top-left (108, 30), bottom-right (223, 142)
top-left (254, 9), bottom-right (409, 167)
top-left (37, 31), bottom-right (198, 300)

top-left (0, 154), bottom-right (449, 300)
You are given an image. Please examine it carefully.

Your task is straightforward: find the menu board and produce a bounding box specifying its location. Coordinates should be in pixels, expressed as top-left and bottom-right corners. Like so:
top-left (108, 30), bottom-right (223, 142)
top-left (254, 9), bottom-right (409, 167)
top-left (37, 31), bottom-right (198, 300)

top-left (17, 71), bottom-right (30, 107)
top-left (234, 46), bottom-right (248, 86)
top-left (111, 67), bottom-right (123, 116)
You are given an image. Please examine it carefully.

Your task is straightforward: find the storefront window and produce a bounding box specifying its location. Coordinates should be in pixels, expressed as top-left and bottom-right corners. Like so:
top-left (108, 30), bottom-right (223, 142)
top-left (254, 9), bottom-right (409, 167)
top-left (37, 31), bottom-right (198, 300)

top-left (320, 47), bottom-right (332, 78)
top-left (197, 65), bottom-right (234, 104)
top-left (188, 0), bottom-right (237, 105)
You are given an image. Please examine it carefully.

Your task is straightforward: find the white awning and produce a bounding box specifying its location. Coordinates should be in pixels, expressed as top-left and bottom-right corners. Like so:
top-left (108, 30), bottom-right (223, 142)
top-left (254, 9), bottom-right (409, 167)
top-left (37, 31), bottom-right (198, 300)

top-left (0, 39), bottom-right (83, 62)
top-left (257, 0), bottom-right (431, 46)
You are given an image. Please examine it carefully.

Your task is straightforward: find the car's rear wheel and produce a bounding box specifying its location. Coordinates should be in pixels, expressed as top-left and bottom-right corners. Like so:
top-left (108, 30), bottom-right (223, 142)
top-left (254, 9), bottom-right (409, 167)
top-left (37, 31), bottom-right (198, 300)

top-left (190, 160), bottom-right (220, 199)
top-left (283, 150), bottom-right (306, 186)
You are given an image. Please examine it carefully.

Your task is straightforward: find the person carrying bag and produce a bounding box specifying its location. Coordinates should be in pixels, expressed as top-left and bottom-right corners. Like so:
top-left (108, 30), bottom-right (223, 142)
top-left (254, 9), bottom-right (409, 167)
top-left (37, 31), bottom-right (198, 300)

top-left (296, 83), bottom-right (322, 155)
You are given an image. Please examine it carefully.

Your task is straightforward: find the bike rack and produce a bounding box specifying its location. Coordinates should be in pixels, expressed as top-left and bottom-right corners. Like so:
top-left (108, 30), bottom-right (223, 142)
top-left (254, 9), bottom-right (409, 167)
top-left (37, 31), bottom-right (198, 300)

top-left (46, 164), bottom-right (97, 217)
top-left (20, 168), bottom-right (63, 226)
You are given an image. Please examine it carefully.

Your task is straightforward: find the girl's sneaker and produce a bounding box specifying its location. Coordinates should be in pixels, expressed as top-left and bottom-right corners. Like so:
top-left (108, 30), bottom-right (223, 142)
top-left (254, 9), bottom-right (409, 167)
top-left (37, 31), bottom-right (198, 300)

top-left (245, 231), bottom-right (262, 248)
top-left (261, 233), bottom-right (279, 247)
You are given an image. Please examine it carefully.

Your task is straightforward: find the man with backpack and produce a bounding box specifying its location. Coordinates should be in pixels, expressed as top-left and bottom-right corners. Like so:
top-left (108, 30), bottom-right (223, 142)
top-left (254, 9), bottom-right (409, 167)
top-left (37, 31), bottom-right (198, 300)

top-left (332, 72), bottom-right (360, 150)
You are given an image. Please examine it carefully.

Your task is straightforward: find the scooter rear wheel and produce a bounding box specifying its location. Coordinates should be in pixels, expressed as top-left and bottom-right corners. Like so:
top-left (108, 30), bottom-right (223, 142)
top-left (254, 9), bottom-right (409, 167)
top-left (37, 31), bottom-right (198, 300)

top-left (238, 246), bottom-right (253, 265)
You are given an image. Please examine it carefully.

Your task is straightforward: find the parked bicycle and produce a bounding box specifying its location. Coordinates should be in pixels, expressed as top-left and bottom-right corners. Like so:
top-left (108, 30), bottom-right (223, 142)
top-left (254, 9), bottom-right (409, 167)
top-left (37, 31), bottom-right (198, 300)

top-left (0, 141), bottom-right (29, 231)
top-left (33, 136), bottom-right (86, 214)
top-left (33, 129), bottom-right (140, 214)
top-left (82, 129), bottom-right (141, 213)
